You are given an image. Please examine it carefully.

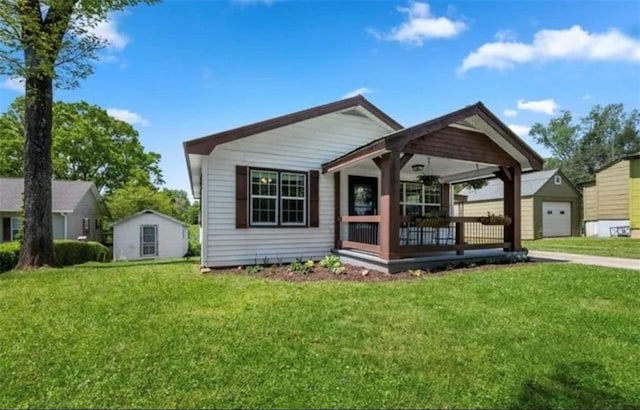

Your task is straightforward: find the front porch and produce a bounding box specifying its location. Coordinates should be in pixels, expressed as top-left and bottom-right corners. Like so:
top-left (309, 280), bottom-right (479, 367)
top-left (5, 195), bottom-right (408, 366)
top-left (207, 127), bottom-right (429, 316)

top-left (322, 102), bottom-right (543, 271)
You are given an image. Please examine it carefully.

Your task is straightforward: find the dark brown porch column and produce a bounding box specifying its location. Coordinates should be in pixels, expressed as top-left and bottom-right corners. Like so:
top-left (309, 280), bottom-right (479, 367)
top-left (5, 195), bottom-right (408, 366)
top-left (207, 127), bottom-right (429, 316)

top-left (379, 151), bottom-right (401, 260)
top-left (503, 165), bottom-right (522, 251)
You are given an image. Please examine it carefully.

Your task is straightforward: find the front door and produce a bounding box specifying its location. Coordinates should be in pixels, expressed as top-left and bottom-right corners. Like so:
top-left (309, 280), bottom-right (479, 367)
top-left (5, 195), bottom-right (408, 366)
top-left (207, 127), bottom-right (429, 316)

top-left (348, 176), bottom-right (378, 245)
top-left (348, 176), bottom-right (378, 216)
top-left (2, 218), bottom-right (10, 242)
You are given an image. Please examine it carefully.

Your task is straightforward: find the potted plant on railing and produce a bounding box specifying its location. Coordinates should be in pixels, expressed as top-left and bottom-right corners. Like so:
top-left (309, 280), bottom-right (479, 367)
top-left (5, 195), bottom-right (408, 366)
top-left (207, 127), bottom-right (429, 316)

top-left (416, 211), bottom-right (451, 228)
top-left (479, 212), bottom-right (512, 226)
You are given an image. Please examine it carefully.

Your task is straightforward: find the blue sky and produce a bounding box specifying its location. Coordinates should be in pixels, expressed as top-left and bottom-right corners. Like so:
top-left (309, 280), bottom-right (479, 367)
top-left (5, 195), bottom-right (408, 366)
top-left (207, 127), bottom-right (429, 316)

top-left (1, 0), bottom-right (639, 197)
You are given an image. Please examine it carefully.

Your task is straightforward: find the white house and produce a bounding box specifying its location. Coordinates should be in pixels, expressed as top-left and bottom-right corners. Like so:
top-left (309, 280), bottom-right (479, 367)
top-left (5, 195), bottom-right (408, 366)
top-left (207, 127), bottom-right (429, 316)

top-left (111, 209), bottom-right (189, 261)
top-left (0, 177), bottom-right (106, 243)
top-left (183, 96), bottom-right (543, 272)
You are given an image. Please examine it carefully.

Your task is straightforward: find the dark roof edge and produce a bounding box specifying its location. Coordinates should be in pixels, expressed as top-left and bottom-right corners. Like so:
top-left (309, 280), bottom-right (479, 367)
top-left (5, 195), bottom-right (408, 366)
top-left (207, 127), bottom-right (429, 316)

top-left (184, 95), bottom-right (402, 156)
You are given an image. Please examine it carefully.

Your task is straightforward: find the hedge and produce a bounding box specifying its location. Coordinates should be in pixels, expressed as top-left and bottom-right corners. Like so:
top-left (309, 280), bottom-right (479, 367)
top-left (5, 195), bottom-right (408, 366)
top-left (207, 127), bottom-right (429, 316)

top-left (0, 240), bottom-right (110, 274)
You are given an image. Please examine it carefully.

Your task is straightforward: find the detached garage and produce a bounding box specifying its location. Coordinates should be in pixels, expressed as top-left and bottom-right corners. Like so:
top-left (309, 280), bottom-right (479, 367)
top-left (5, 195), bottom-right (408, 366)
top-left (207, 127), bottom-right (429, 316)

top-left (112, 209), bottom-right (189, 261)
top-left (458, 169), bottom-right (581, 240)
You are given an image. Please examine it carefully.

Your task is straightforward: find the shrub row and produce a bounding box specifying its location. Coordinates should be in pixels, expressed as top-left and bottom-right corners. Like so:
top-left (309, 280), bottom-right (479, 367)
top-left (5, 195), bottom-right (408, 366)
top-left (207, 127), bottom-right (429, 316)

top-left (0, 240), bottom-right (110, 274)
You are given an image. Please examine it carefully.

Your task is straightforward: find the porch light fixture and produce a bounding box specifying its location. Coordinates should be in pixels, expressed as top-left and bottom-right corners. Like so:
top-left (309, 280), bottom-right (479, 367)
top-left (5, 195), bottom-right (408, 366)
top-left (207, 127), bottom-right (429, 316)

top-left (411, 164), bottom-right (425, 172)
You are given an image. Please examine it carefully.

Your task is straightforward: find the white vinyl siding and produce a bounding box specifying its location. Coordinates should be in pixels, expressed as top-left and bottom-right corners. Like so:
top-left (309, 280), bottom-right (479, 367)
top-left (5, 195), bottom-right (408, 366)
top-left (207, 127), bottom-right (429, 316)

top-left (203, 111), bottom-right (393, 267)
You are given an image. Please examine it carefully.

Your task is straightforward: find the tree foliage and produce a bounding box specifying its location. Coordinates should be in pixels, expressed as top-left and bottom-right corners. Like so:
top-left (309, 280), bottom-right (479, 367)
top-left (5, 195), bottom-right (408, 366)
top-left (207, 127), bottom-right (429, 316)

top-left (0, 96), bottom-right (163, 192)
top-left (531, 104), bottom-right (640, 185)
top-left (0, 0), bottom-right (157, 268)
top-left (105, 185), bottom-right (196, 225)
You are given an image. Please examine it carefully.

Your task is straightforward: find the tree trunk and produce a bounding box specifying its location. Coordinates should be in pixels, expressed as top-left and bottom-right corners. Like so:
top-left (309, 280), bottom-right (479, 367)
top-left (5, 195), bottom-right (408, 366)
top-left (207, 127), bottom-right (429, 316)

top-left (16, 73), bottom-right (56, 269)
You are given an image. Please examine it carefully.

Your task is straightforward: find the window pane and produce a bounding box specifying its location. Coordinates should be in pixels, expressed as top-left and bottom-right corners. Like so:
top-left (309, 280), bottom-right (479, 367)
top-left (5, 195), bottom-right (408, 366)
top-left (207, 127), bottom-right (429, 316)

top-left (406, 205), bottom-right (422, 217)
top-left (282, 198), bottom-right (304, 224)
top-left (252, 198), bottom-right (276, 223)
top-left (425, 185), bottom-right (440, 204)
top-left (281, 172), bottom-right (305, 198)
top-left (251, 170), bottom-right (278, 196)
top-left (404, 183), bottom-right (422, 204)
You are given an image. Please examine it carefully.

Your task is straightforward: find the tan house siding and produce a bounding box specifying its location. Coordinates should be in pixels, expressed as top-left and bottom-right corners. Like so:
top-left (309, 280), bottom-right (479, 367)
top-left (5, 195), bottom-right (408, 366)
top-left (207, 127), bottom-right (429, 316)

top-left (630, 158), bottom-right (640, 235)
top-left (583, 184), bottom-right (598, 221)
top-left (66, 190), bottom-right (103, 241)
top-left (462, 197), bottom-right (534, 240)
top-left (596, 160), bottom-right (630, 220)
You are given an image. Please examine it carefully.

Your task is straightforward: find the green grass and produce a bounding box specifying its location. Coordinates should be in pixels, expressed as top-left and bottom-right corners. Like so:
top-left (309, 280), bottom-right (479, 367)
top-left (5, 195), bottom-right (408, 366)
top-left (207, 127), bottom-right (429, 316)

top-left (525, 237), bottom-right (640, 259)
top-left (1, 261), bottom-right (639, 408)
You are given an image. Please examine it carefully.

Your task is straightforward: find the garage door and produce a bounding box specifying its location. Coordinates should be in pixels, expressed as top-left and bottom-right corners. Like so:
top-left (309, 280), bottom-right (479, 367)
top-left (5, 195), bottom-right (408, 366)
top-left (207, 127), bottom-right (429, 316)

top-left (542, 202), bottom-right (571, 237)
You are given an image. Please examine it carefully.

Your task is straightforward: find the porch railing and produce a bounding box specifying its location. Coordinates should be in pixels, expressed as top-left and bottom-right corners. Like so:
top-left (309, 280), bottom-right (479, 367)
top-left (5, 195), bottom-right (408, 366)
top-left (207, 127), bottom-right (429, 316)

top-left (338, 215), bottom-right (509, 257)
top-left (340, 215), bottom-right (380, 254)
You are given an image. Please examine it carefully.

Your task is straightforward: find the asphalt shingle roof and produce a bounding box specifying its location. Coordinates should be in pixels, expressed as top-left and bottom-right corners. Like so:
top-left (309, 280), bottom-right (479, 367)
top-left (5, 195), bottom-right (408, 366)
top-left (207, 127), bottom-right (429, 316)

top-left (459, 169), bottom-right (558, 202)
top-left (0, 177), bottom-right (96, 212)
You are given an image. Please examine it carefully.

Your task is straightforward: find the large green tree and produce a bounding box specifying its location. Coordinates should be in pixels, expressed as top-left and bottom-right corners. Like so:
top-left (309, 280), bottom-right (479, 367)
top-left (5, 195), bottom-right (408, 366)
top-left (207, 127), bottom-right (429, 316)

top-left (531, 104), bottom-right (640, 185)
top-left (0, 97), bottom-right (163, 192)
top-left (106, 183), bottom-right (179, 223)
top-left (0, 0), bottom-right (156, 268)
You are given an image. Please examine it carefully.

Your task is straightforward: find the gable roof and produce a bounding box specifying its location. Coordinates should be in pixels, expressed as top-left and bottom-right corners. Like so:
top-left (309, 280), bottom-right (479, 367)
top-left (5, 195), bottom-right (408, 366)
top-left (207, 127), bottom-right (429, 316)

top-left (183, 95), bottom-right (402, 156)
top-left (0, 177), bottom-right (102, 213)
top-left (110, 209), bottom-right (188, 227)
top-left (459, 169), bottom-right (571, 201)
top-left (321, 101), bottom-right (544, 174)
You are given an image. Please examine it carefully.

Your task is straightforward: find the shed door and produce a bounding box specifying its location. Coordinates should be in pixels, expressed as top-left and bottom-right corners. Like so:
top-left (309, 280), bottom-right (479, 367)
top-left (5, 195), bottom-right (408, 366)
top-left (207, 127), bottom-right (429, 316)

top-left (542, 202), bottom-right (571, 237)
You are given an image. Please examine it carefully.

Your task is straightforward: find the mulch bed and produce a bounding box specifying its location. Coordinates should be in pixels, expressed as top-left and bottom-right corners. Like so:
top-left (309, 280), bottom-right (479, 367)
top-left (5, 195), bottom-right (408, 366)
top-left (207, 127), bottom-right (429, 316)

top-left (204, 261), bottom-right (532, 282)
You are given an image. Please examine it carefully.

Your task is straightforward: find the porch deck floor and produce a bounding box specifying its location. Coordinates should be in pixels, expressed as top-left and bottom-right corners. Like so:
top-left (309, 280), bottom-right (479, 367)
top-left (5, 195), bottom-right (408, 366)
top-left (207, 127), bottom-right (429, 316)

top-left (334, 248), bottom-right (517, 274)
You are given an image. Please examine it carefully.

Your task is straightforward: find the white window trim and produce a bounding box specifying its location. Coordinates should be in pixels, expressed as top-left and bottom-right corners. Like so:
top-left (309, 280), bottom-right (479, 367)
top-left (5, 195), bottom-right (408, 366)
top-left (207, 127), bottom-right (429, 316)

top-left (280, 172), bottom-right (307, 226)
top-left (554, 175), bottom-right (562, 185)
top-left (249, 169), bottom-right (308, 227)
top-left (250, 170), bottom-right (279, 226)
top-left (140, 225), bottom-right (159, 257)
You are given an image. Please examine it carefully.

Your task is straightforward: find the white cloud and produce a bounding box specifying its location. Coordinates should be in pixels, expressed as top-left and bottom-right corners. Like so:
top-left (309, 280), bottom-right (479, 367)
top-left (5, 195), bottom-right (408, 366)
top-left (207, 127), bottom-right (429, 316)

top-left (508, 124), bottom-right (531, 138)
top-left (87, 16), bottom-right (129, 50)
top-left (582, 94), bottom-right (592, 100)
top-left (0, 77), bottom-right (25, 93)
top-left (369, 1), bottom-right (467, 46)
top-left (459, 25), bottom-right (640, 72)
top-left (503, 109), bottom-right (518, 117)
top-left (517, 98), bottom-right (559, 115)
top-left (494, 29), bottom-right (517, 42)
top-left (342, 87), bottom-right (374, 99)
top-left (107, 108), bottom-right (150, 127)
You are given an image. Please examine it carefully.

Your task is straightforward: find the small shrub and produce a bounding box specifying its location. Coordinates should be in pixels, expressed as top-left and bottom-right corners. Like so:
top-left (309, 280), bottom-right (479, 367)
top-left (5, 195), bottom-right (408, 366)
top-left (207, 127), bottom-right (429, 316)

top-left (408, 269), bottom-right (425, 277)
top-left (0, 242), bottom-right (21, 273)
top-left (319, 255), bottom-right (346, 275)
top-left (53, 240), bottom-right (110, 266)
top-left (289, 259), bottom-right (314, 275)
top-left (246, 264), bottom-right (263, 274)
top-left (0, 240), bottom-right (110, 274)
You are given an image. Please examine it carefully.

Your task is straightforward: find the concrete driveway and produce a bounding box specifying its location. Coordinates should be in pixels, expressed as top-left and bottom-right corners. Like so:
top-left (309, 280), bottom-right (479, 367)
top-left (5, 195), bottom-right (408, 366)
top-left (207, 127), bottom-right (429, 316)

top-left (529, 251), bottom-right (640, 271)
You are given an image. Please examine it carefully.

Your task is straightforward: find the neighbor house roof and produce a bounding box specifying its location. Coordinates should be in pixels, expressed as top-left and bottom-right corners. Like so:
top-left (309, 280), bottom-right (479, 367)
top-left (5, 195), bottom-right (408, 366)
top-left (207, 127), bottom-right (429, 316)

top-left (110, 209), bottom-right (188, 227)
top-left (459, 169), bottom-right (560, 202)
top-left (595, 151), bottom-right (640, 174)
top-left (0, 177), bottom-right (101, 213)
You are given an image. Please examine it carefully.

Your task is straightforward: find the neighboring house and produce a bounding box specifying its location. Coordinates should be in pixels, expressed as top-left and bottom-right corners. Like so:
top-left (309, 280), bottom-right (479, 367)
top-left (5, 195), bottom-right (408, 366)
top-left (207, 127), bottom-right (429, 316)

top-left (458, 169), bottom-right (581, 240)
top-left (183, 96), bottom-right (543, 272)
top-left (0, 177), bottom-right (106, 243)
top-left (111, 209), bottom-right (188, 261)
top-left (583, 152), bottom-right (640, 238)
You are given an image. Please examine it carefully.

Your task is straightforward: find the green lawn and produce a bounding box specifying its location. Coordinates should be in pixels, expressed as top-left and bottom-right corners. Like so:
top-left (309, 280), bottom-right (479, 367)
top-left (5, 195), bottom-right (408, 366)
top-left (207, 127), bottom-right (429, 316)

top-left (1, 261), bottom-right (639, 408)
top-left (524, 237), bottom-right (640, 259)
